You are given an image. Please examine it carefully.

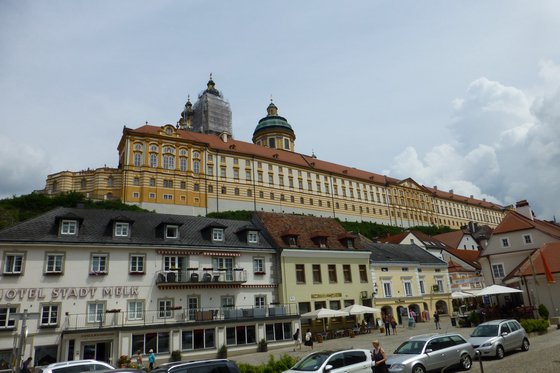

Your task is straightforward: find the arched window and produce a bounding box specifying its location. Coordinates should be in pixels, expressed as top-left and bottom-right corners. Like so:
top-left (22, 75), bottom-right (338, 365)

top-left (149, 144), bottom-right (158, 152)
top-left (180, 157), bottom-right (188, 171)
top-left (179, 149), bottom-right (188, 156)
top-left (163, 155), bottom-right (175, 169)
top-left (150, 153), bottom-right (157, 168)
top-left (107, 176), bottom-right (114, 187)
top-left (192, 151), bottom-right (200, 159)
top-left (193, 159), bottom-right (200, 174)
top-left (80, 178), bottom-right (87, 189)
top-left (134, 152), bottom-right (142, 167)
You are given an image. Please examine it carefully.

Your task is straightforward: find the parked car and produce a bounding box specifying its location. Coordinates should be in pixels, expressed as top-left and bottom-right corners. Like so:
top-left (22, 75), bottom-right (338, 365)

top-left (386, 333), bottom-right (474, 373)
top-left (283, 349), bottom-right (372, 373)
top-left (39, 360), bottom-right (114, 373)
top-left (151, 359), bottom-right (240, 373)
top-left (467, 319), bottom-right (530, 359)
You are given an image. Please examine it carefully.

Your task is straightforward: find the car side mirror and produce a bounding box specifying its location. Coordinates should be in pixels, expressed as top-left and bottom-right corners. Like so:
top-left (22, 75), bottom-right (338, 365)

top-left (324, 365), bottom-right (333, 372)
top-left (501, 332), bottom-right (508, 337)
top-left (425, 349), bottom-right (433, 353)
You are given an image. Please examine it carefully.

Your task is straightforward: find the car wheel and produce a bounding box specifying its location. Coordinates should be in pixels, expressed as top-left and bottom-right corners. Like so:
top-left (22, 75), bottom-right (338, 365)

top-left (412, 364), bottom-right (426, 373)
top-left (521, 338), bottom-right (530, 351)
top-left (496, 345), bottom-right (505, 359)
top-left (460, 354), bottom-right (472, 370)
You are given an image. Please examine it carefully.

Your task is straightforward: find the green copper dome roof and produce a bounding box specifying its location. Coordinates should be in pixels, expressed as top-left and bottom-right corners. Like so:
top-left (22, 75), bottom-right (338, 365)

top-left (253, 102), bottom-right (294, 137)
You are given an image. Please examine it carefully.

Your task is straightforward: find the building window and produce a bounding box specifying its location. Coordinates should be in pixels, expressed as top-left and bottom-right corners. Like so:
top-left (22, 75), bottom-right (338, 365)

top-left (193, 160), bottom-right (200, 174)
top-left (208, 185), bottom-right (214, 193)
top-left (163, 194), bottom-right (173, 200)
top-left (382, 281), bottom-right (392, 298)
top-left (284, 138), bottom-right (290, 149)
top-left (220, 167), bottom-right (226, 178)
top-left (149, 178), bottom-right (156, 186)
top-left (221, 186), bottom-right (227, 194)
top-left (312, 264), bottom-right (322, 283)
top-left (3, 253), bottom-right (23, 275)
top-left (492, 263), bottom-right (505, 279)
top-left (359, 265), bottom-right (368, 283)
top-left (436, 278), bottom-right (444, 293)
top-left (501, 237), bottom-right (510, 248)
top-left (248, 231), bottom-right (258, 244)
top-left (163, 179), bottom-right (173, 188)
top-left (128, 300), bottom-right (144, 321)
top-left (328, 264), bottom-right (337, 283)
top-left (133, 192), bottom-right (140, 198)
top-left (404, 281), bottom-right (413, 296)
top-left (180, 181), bottom-right (186, 189)
top-left (253, 257), bottom-right (264, 274)
top-left (40, 304), bottom-right (59, 326)
top-left (60, 220), bottom-right (78, 235)
top-left (255, 295), bottom-right (266, 308)
top-left (213, 257), bottom-right (234, 281)
top-left (87, 302), bottom-right (105, 323)
top-left (134, 152), bottom-right (142, 167)
top-left (180, 157), bottom-right (187, 171)
top-left (193, 183), bottom-right (200, 191)
top-left (149, 192), bottom-right (156, 199)
top-left (165, 225), bottom-right (179, 239)
top-left (212, 228), bottom-right (224, 242)
top-left (245, 170), bottom-right (252, 180)
top-left (295, 264), bottom-right (305, 284)
top-left (163, 155), bottom-right (175, 169)
top-left (247, 189), bottom-right (252, 197)
top-left (343, 265), bottom-right (352, 283)
top-left (419, 279), bottom-right (425, 294)
top-left (91, 254), bottom-right (108, 274)
top-left (150, 154), bottom-right (157, 168)
top-left (523, 234), bottom-right (533, 244)
top-left (207, 165), bottom-right (214, 176)
top-left (45, 253), bottom-right (64, 274)
top-left (234, 187), bottom-right (240, 195)
top-left (114, 222), bottom-right (129, 237)
top-left (0, 306), bottom-right (17, 328)
top-left (130, 255), bottom-right (145, 273)
top-left (158, 300), bottom-right (173, 318)
top-left (107, 176), bottom-right (113, 187)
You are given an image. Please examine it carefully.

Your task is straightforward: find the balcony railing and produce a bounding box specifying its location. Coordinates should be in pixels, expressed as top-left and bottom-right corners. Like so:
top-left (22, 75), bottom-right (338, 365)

top-left (155, 269), bottom-right (247, 286)
top-left (62, 304), bottom-right (297, 331)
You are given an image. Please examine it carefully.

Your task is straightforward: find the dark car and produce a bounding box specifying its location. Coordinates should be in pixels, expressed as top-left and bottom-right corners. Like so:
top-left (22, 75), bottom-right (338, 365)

top-left (151, 360), bottom-right (240, 373)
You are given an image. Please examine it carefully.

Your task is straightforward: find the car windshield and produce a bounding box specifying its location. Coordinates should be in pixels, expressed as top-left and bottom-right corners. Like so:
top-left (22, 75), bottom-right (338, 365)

top-left (394, 340), bottom-right (426, 354)
top-left (291, 352), bottom-right (330, 371)
top-left (471, 325), bottom-right (499, 337)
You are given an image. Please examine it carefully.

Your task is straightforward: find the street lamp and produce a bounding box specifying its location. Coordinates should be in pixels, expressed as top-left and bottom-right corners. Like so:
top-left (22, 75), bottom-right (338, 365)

top-left (9, 310), bottom-right (40, 373)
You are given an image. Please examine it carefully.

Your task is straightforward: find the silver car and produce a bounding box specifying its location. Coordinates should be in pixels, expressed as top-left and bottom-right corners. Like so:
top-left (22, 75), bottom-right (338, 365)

top-left (39, 360), bottom-right (114, 373)
top-left (283, 349), bottom-right (372, 373)
top-left (387, 333), bottom-right (474, 373)
top-left (467, 319), bottom-right (530, 359)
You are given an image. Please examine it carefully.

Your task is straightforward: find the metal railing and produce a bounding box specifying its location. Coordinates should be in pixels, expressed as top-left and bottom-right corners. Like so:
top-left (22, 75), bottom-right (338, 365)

top-left (62, 304), bottom-right (296, 330)
top-left (155, 269), bottom-right (247, 285)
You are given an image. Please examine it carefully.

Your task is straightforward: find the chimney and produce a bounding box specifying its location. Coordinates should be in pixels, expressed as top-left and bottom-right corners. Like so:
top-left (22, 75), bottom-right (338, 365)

top-left (433, 185), bottom-right (437, 190)
top-left (515, 200), bottom-right (534, 221)
top-left (449, 189), bottom-right (454, 194)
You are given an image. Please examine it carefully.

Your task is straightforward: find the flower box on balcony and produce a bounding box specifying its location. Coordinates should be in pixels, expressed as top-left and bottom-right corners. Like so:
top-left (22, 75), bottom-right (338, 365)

top-left (254, 271), bottom-right (266, 275)
top-left (106, 309), bottom-right (121, 313)
top-left (169, 306), bottom-right (182, 310)
top-left (233, 268), bottom-right (244, 271)
top-left (203, 267), bottom-right (214, 271)
top-left (187, 267), bottom-right (199, 271)
top-left (89, 271), bottom-right (107, 276)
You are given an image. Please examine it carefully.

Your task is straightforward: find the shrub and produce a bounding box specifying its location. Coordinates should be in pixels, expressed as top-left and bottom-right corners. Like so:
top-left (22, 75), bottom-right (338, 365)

top-left (237, 354), bottom-right (297, 373)
top-left (520, 318), bottom-right (549, 333)
top-left (538, 304), bottom-right (549, 319)
top-left (469, 311), bottom-right (480, 326)
top-left (217, 344), bottom-right (228, 359)
top-left (170, 350), bottom-right (182, 362)
top-left (257, 339), bottom-right (268, 352)
top-left (117, 355), bottom-right (132, 367)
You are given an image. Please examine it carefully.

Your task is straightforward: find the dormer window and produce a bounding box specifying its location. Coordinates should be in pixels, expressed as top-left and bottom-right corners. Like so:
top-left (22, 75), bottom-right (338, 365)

top-left (317, 237), bottom-right (327, 248)
top-left (61, 220), bottom-right (78, 235)
top-left (212, 228), bottom-right (224, 242)
top-left (288, 236), bottom-right (298, 247)
top-left (114, 222), bottom-right (130, 237)
top-left (247, 231), bottom-right (259, 244)
top-left (165, 225), bottom-right (179, 239)
top-left (346, 239), bottom-right (354, 249)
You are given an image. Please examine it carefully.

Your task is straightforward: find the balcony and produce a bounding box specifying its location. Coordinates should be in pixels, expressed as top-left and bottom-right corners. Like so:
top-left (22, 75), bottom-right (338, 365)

top-left (61, 304), bottom-right (297, 331)
top-left (155, 269), bottom-right (247, 288)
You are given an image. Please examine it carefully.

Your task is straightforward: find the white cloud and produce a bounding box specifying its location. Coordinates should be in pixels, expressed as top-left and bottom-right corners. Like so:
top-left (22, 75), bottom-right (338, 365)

top-left (0, 135), bottom-right (51, 199)
top-left (389, 62), bottom-right (560, 220)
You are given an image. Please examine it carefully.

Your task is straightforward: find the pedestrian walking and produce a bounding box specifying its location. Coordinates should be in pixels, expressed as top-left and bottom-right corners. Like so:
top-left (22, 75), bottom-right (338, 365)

top-left (390, 316), bottom-right (397, 335)
top-left (148, 349), bottom-right (156, 371)
top-left (371, 340), bottom-right (388, 373)
top-left (383, 314), bottom-right (391, 336)
top-left (293, 328), bottom-right (302, 351)
top-left (433, 311), bottom-right (441, 329)
top-left (21, 357), bottom-right (32, 373)
top-left (304, 329), bottom-right (313, 350)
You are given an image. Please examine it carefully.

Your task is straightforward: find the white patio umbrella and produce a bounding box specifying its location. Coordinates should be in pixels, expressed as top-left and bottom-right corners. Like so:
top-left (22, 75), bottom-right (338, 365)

top-left (300, 307), bottom-right (349, 319)
top-left (451, 291), bottom-right (476, 299)
top-left (472, 284), bottom-right (523, 297)
top-left (342, 304), bottom-right (381, 315)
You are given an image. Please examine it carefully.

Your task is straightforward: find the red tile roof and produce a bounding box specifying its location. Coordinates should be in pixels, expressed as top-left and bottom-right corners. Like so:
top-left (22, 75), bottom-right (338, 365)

top-left (444, 247), bottom-right (481, 269)
top-left (493, 211), bottom-right (560, 238)
top-left (254, 211), bottom-right (363, 250)
top-left (434, 231), bottom-right (465, 248)
top-left (506, 242), bottom-right (560, 279)
top-left (448, 259), bottom-right (474, 273)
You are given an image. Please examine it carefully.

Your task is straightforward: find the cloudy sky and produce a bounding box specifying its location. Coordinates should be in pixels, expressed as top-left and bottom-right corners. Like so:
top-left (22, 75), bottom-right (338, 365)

top-left (1, 1), bottom-right (559, 220)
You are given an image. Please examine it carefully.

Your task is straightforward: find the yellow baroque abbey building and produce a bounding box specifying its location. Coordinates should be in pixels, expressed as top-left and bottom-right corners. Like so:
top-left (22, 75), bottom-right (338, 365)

top-left (44, 77), bottom-right (504, 229)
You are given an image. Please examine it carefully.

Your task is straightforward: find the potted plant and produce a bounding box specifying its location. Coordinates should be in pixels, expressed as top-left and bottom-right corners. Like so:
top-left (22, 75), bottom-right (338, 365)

top-left (217, 344), bottom-right (227, 359)
top-left (257, 338), bottom-right (268, 352)
top-left (170, 350), bottom-right (182, 362)
top-left (117, 355), bottom-right (131, 368)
